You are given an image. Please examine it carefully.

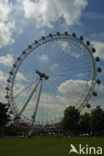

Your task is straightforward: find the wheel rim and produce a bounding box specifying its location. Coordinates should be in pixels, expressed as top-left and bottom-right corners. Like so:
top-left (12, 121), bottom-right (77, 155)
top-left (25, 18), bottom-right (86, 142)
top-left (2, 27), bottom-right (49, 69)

top-left (6, 32), bottom-right (98, 126)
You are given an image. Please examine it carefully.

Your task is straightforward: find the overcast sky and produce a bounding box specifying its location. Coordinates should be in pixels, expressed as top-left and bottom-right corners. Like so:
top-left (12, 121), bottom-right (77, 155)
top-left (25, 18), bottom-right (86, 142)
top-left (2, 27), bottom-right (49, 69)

top-left (0, 0), bottom-right (104, 124)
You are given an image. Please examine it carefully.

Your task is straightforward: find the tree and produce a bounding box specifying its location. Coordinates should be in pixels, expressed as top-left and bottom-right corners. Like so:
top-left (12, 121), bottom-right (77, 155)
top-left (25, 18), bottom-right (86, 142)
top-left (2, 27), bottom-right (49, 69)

top-left (5, 123), bottom-right (27, 136)
top-left (61, 106), bottom-right (80, 134)
top-left (79, 112), bottom-right (91, 133)
top-left (0, 102), bottom-right (10, 127)
top-left (91, 106), bottom-right (104, 134)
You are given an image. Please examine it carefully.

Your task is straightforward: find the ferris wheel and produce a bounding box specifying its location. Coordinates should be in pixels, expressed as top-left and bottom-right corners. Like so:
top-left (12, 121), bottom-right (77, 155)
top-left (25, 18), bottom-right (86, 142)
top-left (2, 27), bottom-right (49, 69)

top-left (5, 32), bottom-right (101, 133)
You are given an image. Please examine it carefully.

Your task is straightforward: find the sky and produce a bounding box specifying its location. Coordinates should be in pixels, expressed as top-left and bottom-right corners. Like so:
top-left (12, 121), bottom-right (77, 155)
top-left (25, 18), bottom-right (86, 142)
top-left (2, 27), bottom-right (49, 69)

top-left (0, 0), bottom-right (104, 124)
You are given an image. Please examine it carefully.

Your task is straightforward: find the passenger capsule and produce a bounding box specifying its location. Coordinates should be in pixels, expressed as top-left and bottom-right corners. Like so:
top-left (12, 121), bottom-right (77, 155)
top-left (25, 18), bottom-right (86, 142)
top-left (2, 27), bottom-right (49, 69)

top-left (15, 116), bottom-right (20, 120)
top-left (28, 45), bottom-right (32, 49)
top-left (49, 33), bottom-right (53, 37)
top-left (87, 104), bottom-right (91, 108)
top-left (64, 32), bottom-right (68, 36)
top-left (35, 40), bottom-right (38, 44)
top-left (86, 41), bottom-right (90, 46)
top-left (9, 110), bottom-right (13, 114)
top-left (93, 92), bottom-right (97, 96)
top-left (13, 64), bottom-right (17, 68)
top-left (9, 71), bottom-right (13, 75)
top-left (57, 32), bottom-right (60, 36)
top-left (41, 36), bottom-right (45, 40)
top-left (95, 57), bottom-right (100, 62)
top-left (96, 79), bottom-right (101, 84)
top-left (17, 57), bottom-right (21, 61)
top-left (72, 32), bottom-right (76, 38)
top-left (92, 48), bottom-right (96, 53)
top-left (22, 51), bottom-right (26, 55)
top-left (5, 87), bottom-right (9, 91)
top-left (80, 36), bottom-right (84, 41)
top-left (7, 79), bottom-right (11, 83)
top-left (97, 67), bottom-right (102, 72)
top-left (5, 95), bottom-right (9, 98)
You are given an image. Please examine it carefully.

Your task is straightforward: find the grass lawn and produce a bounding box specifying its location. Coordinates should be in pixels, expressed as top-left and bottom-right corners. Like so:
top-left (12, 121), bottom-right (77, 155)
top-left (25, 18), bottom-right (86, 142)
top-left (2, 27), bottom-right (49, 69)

top-left (0, 136), bottom-right (104, 156)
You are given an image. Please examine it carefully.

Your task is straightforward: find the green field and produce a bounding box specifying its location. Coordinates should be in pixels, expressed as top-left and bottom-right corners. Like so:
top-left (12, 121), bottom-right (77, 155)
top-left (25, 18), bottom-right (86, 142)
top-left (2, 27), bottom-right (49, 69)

top-left (0, 137), bottom-right (104, 156)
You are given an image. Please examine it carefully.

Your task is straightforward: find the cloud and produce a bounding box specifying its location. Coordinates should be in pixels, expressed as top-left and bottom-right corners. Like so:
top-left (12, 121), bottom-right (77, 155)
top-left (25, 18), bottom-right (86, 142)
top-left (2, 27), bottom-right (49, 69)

top-left (58, 79), bottom-right (104, 110)
top-left (0, 0), bottom-right (15, 48)
top-left (22, 93), bottom-right (65, 123)
top-left (0, 0), bottom-right (88, 48)
top-left (18, 80), bottom-right (89, 122)
top-left (39, 54), bottom-right (48, 62)
top-left (8, 78), bottom-right (104, 124)
top-left (16, 72), bottom-right (27, 81)
top-left (89, 33), bottom-right (104, 41)
top-left (92, 41), bottom-right (104, 60)
top-left (76, 73), bottom-right (84, 79)
top-left (0, 54), bottom-right (14, 66)
top-left (60, 41), bottom-right (82, 58)
top-left (61, 41), bottom-right (69, 52)
top-left (58, 79), bottom-right (87, 101)
top-left (50, 63), bottom-right (58, 72)
top-left (13, 83), bottom-right (27, 99)
top-left (0, 70), bottom-right (7, 81)
top-left (89, 84), bottom-right (104, 110)
top-left (83, 12), bottom-right (104, 20)
top-left (0, 21), bottom-right (15, 48)
top-left (14, 90), bottom-right (65, 124)
top-left (0, 70), bottom-right (8, 102)
top-left (18, 0), bottom-right (88, 28)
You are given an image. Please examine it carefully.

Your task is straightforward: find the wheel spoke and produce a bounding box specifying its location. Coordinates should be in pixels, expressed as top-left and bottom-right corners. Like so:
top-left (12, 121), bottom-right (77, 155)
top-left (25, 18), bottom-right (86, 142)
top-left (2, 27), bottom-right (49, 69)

top-left (29, 79), bottom-right (43, 134)
top-left (17, 79), bottom-right (41, 116)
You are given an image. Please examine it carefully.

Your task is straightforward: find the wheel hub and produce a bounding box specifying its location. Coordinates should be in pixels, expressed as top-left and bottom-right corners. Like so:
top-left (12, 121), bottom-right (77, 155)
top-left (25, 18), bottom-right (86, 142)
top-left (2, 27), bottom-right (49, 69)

top-left (36, 70), bottom-right (49, 80)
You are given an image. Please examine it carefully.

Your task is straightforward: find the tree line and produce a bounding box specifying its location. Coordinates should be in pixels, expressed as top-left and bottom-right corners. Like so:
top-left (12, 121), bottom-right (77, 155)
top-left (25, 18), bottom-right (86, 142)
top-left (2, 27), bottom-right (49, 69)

top-left (62, 105), bottom-right (104, 135)
top-left (0, 102), bottom-right (104, 136)
top-left (0, 102), bottom-right (27, 136)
